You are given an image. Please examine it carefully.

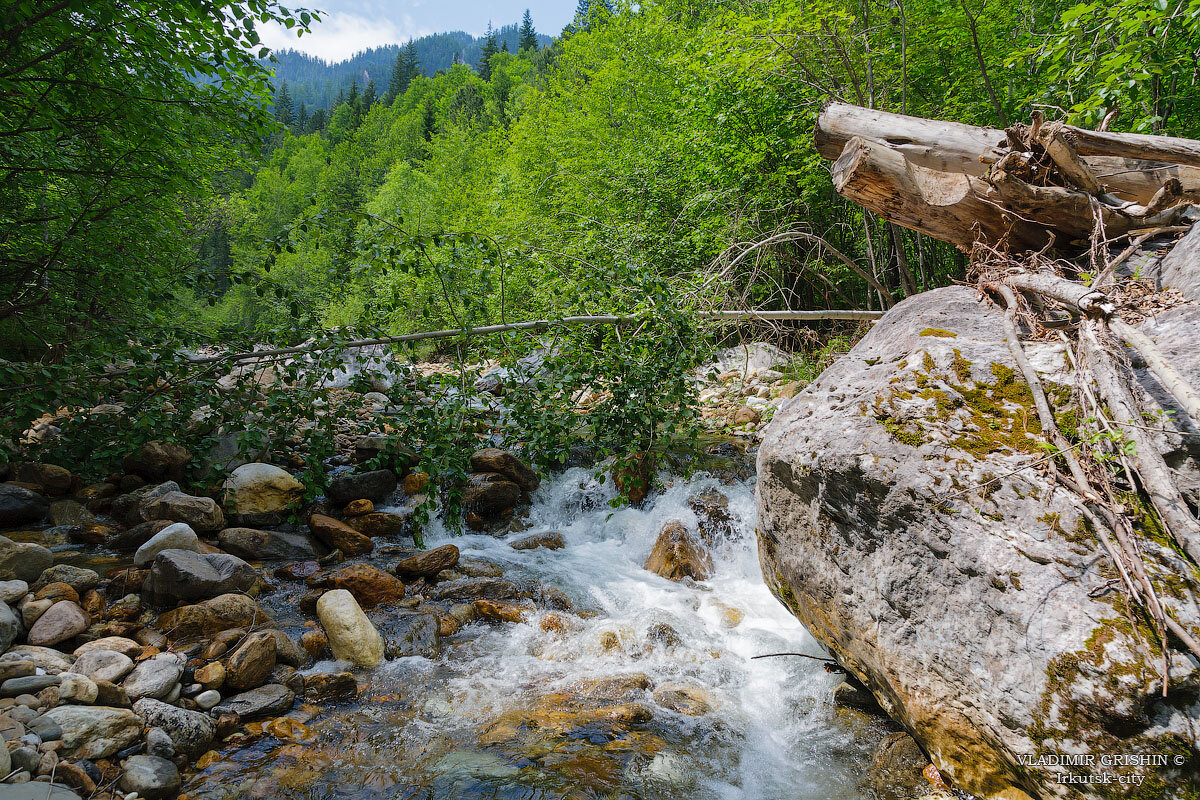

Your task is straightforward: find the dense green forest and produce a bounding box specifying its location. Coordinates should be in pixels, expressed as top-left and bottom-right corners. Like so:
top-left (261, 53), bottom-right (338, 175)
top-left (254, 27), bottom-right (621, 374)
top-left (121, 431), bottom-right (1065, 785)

top-left (2, 0), bottom-right (1199, 480)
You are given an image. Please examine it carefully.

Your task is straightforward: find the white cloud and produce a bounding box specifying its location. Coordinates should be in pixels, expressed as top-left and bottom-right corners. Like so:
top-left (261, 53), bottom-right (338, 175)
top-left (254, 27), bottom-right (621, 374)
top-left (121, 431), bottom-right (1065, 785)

top-left (259, 11), bottom-right (429, 63)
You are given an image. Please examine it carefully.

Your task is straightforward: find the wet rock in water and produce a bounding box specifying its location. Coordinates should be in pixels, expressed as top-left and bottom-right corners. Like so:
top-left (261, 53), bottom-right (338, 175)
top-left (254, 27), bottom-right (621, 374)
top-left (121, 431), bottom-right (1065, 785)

top-left (73, 649), bottom-right (134, 684)
top-left (393, 544), bottom-right (459, 579)
top-left (865, 732), bottom-right (930, 800)
top-left (217, 528), bottom-right (315, 561)
top-left (308, 564), bottom-right (405, 609)
top-left (43, 705), bottom-right (141, 758)
top-left (402, 471), bottom-right (429, 494)
top-left (308, 514), bottom-right (373, 556)
top-left (224, 631), bottom-right (277, 691)
top-left (509, 531), bottom-right (564, 551)
top-left (652, 683), bottom-right (714, 716)
top-left (133, 522), bottom-right (201, 566)
top-left (316, 589), bottom-right (385, 667)
top-left (140, 490), bottom-right (225, 532)
top-left (380, 612), bottom-right (439, 658)
top-left (120, 753), bottom-right (181, 799)
top-left (469, 449), bottom-right (539, 492)
top-left (345, 510), bottom-right (412, 537)
top-left (213, 683), bottom-right (295, 720)
top-left (153, 593), bottom-right (269, 639)
top-left (27, 601), bottom-right (89, 647)
top-left (643, 521), bottom-right (712, 581)
top-left (108, 519), bottom-right (172, 552)
top-left (304, 671), bottom-right (357, 700)
top-left (31, 565), bottom-right (100, 594)
top-left (263, 629), bottom-right (307, 667)
top-left (123, 652), bottom-right (184, 702)
top-left (222, 462), bottom-right (305, 517)
top-left (274, 560), bottom-right (321, 581)
top-left (122, 440), bottom-right (191, 482)
top-left (472, 599), bottom-right (531, 624)
top-left (455, 558), bottom-right (504, 578)
top-left (0, 484), bottom-right (50, 527)
top-left (461, 473), bottom-right (520, 530)
top-left (344, 498), bottom-right (373, 516)
top-left (0, 536), bottom-right (53, 582)
top-left (429, 578), bottom-right (520, 602)
top-left (326, 469), bottom-right (398, 504)
top-left (132, 698), bottom-right (216, 756)
top-left (300, 629), bottom-right (329, 660)
top-left (48, 499), bottom-right (96, 528)
top-left (141, 550), bottom-right (257, 605)
top-left (687, 489), bottom-right (736, 545)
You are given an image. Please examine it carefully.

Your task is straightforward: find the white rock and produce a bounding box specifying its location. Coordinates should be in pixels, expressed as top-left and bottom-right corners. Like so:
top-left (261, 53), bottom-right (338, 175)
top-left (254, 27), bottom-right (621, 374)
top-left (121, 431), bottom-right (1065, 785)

top-left (133, 522), bottom-right (200, 566)
top-left (194, 689), bottom-right (220, 710)
top-left (122, 652), bottom-right (184, 701)
top-left (44, 705), bottom-right (141, 758)
top-left (316, 589), bottom-right (384, 667)
top-left (73, 649), bottom-right (134, 683)
top-left (57, 672), bottom-right (98, 704)
top-left (0, 580), bottom-right (28, 604)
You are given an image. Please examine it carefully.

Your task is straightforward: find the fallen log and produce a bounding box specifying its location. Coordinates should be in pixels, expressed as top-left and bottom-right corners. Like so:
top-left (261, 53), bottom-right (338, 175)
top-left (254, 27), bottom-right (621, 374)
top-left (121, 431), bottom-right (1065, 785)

top-left (816, 102), bottom-right (1200, 204)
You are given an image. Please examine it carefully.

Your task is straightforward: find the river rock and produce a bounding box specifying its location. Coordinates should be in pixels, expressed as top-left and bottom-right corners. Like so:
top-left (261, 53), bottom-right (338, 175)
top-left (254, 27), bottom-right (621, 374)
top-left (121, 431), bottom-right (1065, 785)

top-left (132, 697), bottom-right (216, 755)
top-left (652, 683), bottom-right (714, 716)
top-left (47, 499), bottom-right (95, 527)
top-left (142, 549), bottom-right (257, 605)
top-left (344, 498), bottom-right (373, 516)
top-left (56, 672), bottom-right (97, 703)
top-left (222, 463), bottom-right (305, 516)
top-left (218, 527), bottom-right (316, 560)
top-left (31, 565), bottom-right (99, 594)
top-left (72, 649), bottom-right (134, 684)
top-left (140, 490), bottom-right (224, 532)
top-left (380, 612), bottom-right (439, 658)
top-left (0, 785), bottom-right (82, 800)
top-left (316, 589), bottom-right (384, 667)
top-left (153, 593), bottom-right (269, 638)
top-left (866, 732), bottom-right (929, 800)
top-left (212, 683), bottom-right (295, 720)
top-left (111, 480), bottom-right (178, 525)
top-left (0, 579), bottom-right (27, 603)
top-left (308, 564), bottom-right (405, 609)
top-left (756, 286), bottom-right (1200, 798)
top-left (18, 595), bottom-right (52, 627)
top-left (326, 469), bottom-right (397, 504)
top-left (122, 440), bottom-right (191, 482)
top-left (33, 581), bottom-right (77, 603)
top-left (643, 521), bottom-right (711, 581)
top-left (108, 519), bottom-right (172, 551)
top-left (224, 631), bottom-right (276, 691)
top-left (0, 485), bottom-right (50, 527)
top-left (74, 636), bottom-right (142, 659)
top-left (133, 522), bottom-right (201, 565)
top-left (0, 600), bottom-right (18, 652)
top-left (345, 510), bottom-right (411, 537)
top-left (461, 473), bottom-right (520, 525)
top-left (393, 544), bottom-right (459, 580)
top-left (122, 652), bottom-right (184, 701)
top-left (429, 578), bottom-right (520, 602)
top-left (44, 705), bottom-right (140, 758)
top-left (0, 536), bottom-right (53, 582)
top-left (27, 600), bottom-right (89, 646)
top-left (9, 463), bottom-right (72, 495)
top-left (469, 449), bottom-right (539, 492)
top-left (3, 645), bottom-right (72, 673)
top-left (1, 675), bottom-right (59, 696)
top-left (303, 671), bottom-right (357, 700)
top-left (120, 754), bottom-right (181, 799)
top-left (308, 513), bottom-right (373, 556)
top-left (509, 531), bottom-right (564, 551)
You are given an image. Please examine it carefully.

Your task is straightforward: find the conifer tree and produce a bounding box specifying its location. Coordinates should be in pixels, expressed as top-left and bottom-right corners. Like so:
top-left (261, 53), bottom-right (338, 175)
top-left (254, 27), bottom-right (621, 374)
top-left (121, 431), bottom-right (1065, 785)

top-left (275, 80), bottom-right (295, 128)
top-left (573, 0), bottom-right (589, 30)
top-left (362, 79), bottom-right (378, 109)
top-left (403, 40), bottom-right (420, 79)
top-left (478, 22), bottom-right (498, 81)
top-left (519, 9), bottom-right (538, 52)
top-left (296, 102), bottom-right (308, 131)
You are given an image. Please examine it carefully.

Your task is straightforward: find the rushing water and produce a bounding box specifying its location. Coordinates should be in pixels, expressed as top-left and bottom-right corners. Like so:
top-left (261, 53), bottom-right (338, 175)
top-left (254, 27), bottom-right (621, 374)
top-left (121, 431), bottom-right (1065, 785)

top-left (183, 463), bottom-right (884, 800)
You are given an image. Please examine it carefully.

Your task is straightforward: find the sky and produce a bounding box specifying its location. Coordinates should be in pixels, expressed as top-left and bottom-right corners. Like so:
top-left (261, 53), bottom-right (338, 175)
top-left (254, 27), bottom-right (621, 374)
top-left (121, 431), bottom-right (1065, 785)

top-left (259, 0), bottom-right (576, 63)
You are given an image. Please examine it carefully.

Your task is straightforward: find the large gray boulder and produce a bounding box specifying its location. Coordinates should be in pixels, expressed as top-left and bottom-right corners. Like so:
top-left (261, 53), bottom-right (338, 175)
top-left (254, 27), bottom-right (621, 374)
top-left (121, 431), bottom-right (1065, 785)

top-left (0, 484), bottom-right (49, 527)
top-left (0, 536), bottom-right (52, 582)
top-left (756, 286), bottom-right (1200, 800)
top-left (141, 550), bottom-right (257, 605)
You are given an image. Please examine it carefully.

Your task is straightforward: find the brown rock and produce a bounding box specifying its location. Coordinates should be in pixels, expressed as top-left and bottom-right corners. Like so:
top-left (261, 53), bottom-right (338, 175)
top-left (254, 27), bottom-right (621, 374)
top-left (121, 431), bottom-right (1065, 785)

top-left (777, 381), bottom-right (801, 399)
top-left (343, 499), bottom-right (373, 516)
top-left (105, 594), bottom-right (142, 622)
top-left (345, 511), bottom-right (410, 537)
top-left (653, 683), bottom-right (715, 716)
top-left (194, 661), bottom-right (226, 691)
top-left (153, 594), bottom-right (270, 639)
top-left (93, 678), bottom-right (128, 706)
top-left (122, 440), bottom-right (191, 482)
top-left (402, 472), bottom-right (429, 494)
top-left (81, 589), bottom-right (106, 618)
top-left (54, 761), bottom-right (97, 794)
top-left (612, 453), bottom-right (653, 505)
top-left (540, 613), bottom-right (585, 636)
top-left (79, 482), bottom-right (118, 502)
top-left (308, 514), bottom-right (374, 556)
top-left (469, 449), bottom-right (539, 492)
top-left (472, 599), bottom-right (531, 624)
top-left (509, 531), bottom-right (564, 551)
top-left (215, 712), bottom-right (239, 739)
top-left (304, 671), bottom-right (357, 700)
top-left (34, 582), bottom-right (79, 604)
top-left (224, 632), bottom-right (276, 691)
top-left (731, 405), bottom-right (761, 425)
top-left (307, 564), bottom-right (404, 609)
top-left (105, 567), bottom-right (150, 596)
top-left (393, 544), bottom-right (459, 579)
top-left (300, 629), bottom-right (329, 660)
top-left (461, 473), bottom-right (520, 530)
top-left (643, 521), bottom-right (712, 581)
top-left (11, 463), bottom-right (73, 495)
top-left (27, 600), bottom-right (90, 646)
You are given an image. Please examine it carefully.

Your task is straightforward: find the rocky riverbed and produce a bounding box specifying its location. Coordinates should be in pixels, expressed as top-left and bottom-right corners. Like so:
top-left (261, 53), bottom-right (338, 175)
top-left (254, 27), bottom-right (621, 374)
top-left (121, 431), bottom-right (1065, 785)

top-left (0, 420), bottom-right (922, 800)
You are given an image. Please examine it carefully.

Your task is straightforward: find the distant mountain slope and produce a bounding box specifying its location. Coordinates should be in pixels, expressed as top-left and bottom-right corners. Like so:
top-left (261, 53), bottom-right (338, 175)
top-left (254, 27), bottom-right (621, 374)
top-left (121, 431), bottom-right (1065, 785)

top-left (269, 23), bottom-right (554, 111)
